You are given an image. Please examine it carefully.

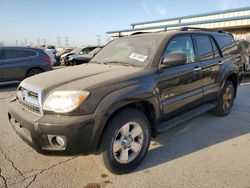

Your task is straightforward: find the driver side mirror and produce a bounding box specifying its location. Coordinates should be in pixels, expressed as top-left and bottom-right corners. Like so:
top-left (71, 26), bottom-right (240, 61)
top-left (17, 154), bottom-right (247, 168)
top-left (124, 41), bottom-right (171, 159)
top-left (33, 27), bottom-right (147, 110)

top-left (162, 52), bottom-right (187, 67)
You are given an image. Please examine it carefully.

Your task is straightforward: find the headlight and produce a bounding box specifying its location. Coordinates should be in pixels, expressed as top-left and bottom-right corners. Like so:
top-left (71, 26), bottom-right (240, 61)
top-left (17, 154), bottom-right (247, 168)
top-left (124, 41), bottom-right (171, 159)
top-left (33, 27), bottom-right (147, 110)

top-left (43, 91), bottom-right (90, 113)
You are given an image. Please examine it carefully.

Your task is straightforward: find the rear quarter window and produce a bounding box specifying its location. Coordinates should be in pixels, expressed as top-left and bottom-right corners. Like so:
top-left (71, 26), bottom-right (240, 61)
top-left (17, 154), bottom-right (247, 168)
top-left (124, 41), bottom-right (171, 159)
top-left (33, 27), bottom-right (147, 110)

top-left (214, 34), bottom-right (237, 57)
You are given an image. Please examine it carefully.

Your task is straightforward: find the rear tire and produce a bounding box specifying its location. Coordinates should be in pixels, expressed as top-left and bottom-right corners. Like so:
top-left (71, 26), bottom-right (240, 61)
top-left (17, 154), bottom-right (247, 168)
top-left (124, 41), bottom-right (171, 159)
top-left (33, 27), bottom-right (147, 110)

top-left (26, 69), bottom-right (42, 78)
top-left (95, 108), bottom-right (151, 174)
top-left (212, 81), bottom-right (235, 116)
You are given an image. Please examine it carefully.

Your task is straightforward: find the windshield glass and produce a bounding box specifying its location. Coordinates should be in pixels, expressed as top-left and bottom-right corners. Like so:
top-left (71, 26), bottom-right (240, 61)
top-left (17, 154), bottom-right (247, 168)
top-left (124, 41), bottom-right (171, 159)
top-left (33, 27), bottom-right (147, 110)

top-left (71, 47), bottom-right (81, 54)
top-left (90, 35), bottom-right (164, 67)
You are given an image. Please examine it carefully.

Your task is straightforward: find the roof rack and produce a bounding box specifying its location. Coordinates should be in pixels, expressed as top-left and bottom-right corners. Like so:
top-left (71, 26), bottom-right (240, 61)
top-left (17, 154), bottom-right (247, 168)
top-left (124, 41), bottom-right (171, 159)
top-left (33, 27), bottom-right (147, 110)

top-left (179, 27), bottom-right (225, 33)
top-left (130, 32), bottom-right (152, 35)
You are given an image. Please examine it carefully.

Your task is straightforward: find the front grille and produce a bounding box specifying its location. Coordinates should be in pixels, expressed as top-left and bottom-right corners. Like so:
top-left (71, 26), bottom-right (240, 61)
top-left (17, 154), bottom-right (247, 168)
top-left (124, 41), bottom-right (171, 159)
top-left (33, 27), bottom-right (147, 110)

top-left (17, 86), bottom-right (42, 115)
top-left (18, 100), bottom-right (40, 113)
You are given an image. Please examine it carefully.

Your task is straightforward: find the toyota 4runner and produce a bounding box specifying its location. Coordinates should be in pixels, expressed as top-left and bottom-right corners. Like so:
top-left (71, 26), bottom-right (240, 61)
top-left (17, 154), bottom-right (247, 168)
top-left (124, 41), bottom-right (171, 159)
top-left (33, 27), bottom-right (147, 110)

top-left (8, 27), bottom-right (244, 174)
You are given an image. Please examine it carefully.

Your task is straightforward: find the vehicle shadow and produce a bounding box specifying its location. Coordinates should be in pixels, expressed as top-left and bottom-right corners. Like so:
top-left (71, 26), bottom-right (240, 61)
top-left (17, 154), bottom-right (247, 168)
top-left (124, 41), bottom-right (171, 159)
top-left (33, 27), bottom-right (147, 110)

top-left (135, 103), bottom-right (250, 172)
top-left (0, 83), bottom-right (18, 93)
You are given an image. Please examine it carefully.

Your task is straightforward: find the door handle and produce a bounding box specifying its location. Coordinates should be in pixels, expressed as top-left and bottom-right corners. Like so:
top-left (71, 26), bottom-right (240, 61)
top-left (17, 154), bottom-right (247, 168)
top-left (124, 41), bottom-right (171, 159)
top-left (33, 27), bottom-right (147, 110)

top-left (193, 67), bottom-right (202, 71)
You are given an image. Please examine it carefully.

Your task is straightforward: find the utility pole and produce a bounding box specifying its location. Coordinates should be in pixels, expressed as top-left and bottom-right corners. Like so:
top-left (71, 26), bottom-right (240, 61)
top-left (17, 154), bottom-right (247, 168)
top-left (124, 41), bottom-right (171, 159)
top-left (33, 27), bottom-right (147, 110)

top-left (64, 37), bottom-right (69, 48)
top-left (15, 40), bottom-right (18, 46)
top-left (24, 38), bottom-right (27, 46)
top-left (43, 39), bottom-right (47, 46)
top-left (96, 34), bottom-right (101, 45)
top-left (106, 35), bottom-right (111, 44)
top-left (57, 37), bottom-right (61, 48)
top-left (37, 38), bottom-right (40, 47)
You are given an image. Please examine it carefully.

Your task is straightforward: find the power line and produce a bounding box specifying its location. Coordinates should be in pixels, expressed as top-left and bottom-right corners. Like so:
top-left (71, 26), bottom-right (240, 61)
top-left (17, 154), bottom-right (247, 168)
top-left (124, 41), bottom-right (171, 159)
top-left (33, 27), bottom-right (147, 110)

top-left (24, 38), bottom-right (28, 46)
top-left (57, 37), bottom-right (61, 48)
top-left (37, 38), bottom-right (40, 46)
top-left (64, 37), bottom-right (69, 47)
top-left (96, 34), bottom-right (101, 45)
top-left (43, 39), bottom-right (47, 46)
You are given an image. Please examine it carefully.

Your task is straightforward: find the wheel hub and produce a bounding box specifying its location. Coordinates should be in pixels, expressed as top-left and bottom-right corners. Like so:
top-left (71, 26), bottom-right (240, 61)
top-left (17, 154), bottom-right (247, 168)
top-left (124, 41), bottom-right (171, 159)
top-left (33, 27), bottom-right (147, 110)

top-left (112, 122), bottom-right (144, 164)
top-left (121, 135), bottom-right (133, 149)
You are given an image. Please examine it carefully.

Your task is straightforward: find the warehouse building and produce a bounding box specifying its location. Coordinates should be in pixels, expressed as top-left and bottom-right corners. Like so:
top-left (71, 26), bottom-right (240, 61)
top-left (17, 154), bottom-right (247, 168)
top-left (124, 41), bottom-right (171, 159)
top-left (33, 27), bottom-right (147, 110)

top-left (107, 7), bottom-right (250, 41)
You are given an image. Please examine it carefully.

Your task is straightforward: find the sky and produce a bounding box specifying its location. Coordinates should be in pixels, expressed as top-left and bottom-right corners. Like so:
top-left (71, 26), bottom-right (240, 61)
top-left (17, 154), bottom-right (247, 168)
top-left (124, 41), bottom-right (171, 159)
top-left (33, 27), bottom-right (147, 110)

top-left (1, 0), bottom-right (250, 47)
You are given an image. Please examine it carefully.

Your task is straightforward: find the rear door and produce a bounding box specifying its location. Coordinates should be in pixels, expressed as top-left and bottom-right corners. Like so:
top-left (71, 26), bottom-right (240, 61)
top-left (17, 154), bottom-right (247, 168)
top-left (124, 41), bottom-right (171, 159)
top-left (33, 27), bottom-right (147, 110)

top-left (194, 34), bottom-right (221, 102)
top-left (1, 49), bottom-right (38, 81)
top-left (157, 34), bottom-right (203, 120)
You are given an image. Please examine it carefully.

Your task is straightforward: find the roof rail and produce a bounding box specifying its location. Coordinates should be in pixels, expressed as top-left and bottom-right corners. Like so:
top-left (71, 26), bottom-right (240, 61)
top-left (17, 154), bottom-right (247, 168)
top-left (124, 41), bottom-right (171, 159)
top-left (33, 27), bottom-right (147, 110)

top-left (179, 27), bottom-right (225, 33)
top-left (130, 32), bottom-right (152, 35)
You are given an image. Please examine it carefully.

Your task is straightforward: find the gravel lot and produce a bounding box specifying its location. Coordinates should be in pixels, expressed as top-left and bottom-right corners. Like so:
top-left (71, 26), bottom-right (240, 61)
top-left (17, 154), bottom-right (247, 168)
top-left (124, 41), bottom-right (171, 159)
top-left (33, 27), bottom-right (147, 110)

top-left (0, 76), bottom-right (250, 188)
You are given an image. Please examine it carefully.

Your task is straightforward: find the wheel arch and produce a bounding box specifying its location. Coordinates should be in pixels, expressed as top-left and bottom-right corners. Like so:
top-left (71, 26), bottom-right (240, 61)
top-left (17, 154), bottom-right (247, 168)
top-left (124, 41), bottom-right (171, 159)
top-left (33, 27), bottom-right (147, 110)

top-left (26, 67), bottom-right (44, 77)
top-left (92, 86), bottom-right (162, 153)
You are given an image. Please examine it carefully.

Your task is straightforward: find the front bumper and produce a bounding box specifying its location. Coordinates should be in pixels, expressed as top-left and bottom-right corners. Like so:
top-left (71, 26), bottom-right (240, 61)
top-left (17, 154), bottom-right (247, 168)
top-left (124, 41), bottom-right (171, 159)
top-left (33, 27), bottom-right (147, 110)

top-left (8, 99), bottom-right (95, 155)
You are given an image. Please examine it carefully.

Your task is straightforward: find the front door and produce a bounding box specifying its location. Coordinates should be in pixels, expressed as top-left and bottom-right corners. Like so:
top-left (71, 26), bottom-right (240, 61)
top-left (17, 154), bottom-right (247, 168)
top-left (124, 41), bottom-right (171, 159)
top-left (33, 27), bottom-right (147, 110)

top-left (157, 34), bottom-right (203, 120)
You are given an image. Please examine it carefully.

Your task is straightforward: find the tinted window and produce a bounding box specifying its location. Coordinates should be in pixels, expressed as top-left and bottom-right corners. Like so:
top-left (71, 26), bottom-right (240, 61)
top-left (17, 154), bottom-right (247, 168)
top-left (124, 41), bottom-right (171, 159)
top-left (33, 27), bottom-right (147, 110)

top-left (211, 37), bottom-right (221, 58)
top-left (196, 35), bottom-right (214, 60)
top-left (0, 50), bottom-right (3, 60)
top-left (2, 49), bottom-right (37, 60)
top-left (214, 34), bottom-right (237, 56)
top-left (164, 35), bottom-right (195, 63)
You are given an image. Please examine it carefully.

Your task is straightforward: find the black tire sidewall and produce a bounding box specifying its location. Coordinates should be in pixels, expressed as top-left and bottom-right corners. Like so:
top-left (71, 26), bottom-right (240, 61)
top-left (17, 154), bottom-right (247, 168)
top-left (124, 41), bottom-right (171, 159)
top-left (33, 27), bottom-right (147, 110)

top-left (217, 81), bottom-right (235, 115)
top-left (102, 108), bottom-right (151, 174)
top-left (27, 69), bottom-right (42, 77)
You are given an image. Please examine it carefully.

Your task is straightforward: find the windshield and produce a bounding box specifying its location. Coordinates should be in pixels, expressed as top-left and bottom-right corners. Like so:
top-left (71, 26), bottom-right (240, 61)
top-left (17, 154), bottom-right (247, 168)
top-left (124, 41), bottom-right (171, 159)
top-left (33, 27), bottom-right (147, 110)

top-left (70, 47), bottom-right (81, 54)
top-left (90, 35), bottom-right (164, 67)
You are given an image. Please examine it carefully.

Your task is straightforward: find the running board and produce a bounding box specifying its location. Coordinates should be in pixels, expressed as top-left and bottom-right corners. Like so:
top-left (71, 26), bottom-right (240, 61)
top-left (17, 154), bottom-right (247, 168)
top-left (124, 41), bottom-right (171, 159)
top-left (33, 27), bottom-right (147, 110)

top-left (156, 103), bottom-right (217, 134)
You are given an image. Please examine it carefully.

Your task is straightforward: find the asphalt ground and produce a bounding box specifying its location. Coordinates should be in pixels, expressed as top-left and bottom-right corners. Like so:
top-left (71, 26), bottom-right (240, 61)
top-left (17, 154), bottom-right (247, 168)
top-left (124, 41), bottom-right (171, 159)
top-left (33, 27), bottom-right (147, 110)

top-left (0, 76), bottom-right (249, 188)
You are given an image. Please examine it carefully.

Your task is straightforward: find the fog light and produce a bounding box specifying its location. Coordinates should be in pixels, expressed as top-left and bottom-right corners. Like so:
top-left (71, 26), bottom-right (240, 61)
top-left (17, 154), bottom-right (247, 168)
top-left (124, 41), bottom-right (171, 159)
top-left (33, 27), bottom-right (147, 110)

top-left (48, 135), bottom-right (66, 148)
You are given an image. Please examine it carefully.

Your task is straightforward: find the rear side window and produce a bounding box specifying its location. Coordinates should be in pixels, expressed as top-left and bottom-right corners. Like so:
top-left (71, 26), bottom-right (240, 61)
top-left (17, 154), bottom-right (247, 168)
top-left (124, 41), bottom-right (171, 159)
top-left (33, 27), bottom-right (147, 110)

top-left (214, 34), bottom-right (237, 57)
top-left (211, 38), bottom-right (221, 58)
top-left (164, 35), bottom-right (196, 63)
top-left (196, 35), bottom-right (214, 61)
top-left (2, 49), bottom-right (37, 60)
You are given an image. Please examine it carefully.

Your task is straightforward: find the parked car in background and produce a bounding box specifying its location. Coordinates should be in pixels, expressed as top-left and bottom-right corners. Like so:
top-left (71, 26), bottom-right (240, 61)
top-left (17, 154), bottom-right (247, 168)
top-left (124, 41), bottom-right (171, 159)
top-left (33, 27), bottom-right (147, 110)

top-left (68, 47), bottom-right (102, 66)
top-left (62, 46), bottom-right (99, 66)
top-left (0, 46), bottom-right (51, 85)
top-left (238, 40), bottom-right (250, 74)
top-left (45, 49), bottom-right (56, 66)
top-left (54, 48), bottom-right (73, 66)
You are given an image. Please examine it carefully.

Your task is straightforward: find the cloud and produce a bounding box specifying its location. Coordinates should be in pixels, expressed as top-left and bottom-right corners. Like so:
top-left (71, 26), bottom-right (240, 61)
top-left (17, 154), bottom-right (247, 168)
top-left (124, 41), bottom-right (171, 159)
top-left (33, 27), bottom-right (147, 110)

top-left (142, 2), bottom-right (153, 16)
top-left (219, 0), bottom-right (250, 10)
top-left (155, 5), bottom-right (167, 16)
top-left (141, 1), bottom-right (167, 17)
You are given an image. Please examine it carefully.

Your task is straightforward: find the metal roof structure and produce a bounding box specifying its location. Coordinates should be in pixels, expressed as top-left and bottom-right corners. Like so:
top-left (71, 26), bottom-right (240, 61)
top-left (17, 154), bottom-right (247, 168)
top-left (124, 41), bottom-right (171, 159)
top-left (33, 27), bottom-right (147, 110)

top-left (107, 6), bottom-right (250, 39)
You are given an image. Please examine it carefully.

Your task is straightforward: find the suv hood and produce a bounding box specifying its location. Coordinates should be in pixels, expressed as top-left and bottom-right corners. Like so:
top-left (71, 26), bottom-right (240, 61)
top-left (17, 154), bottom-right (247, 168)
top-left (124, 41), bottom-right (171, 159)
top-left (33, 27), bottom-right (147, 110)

top-left (22, 63), bottom-right (144, 94)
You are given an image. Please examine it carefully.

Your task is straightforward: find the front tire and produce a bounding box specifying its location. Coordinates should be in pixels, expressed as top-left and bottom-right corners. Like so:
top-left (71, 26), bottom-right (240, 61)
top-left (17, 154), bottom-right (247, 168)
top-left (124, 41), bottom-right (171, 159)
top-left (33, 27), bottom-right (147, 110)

top-left (212, 81), bottom-right (235, 116)
top-left (96, 108), bottom-right (151, 174)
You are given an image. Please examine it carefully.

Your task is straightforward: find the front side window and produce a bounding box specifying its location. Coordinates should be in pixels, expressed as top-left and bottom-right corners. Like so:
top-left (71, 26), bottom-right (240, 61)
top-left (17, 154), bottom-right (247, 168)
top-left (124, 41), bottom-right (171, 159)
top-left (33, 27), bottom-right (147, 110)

top-left (163, 35), bottom-right (195, 63)
top-left (196, 35), bottom-right (214, 61)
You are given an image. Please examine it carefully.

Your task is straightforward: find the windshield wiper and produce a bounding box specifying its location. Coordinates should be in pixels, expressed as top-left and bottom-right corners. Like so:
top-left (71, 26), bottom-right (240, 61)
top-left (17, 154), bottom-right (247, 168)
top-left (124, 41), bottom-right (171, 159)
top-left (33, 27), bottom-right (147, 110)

top-left (102, 61), bottom-right (135, 67)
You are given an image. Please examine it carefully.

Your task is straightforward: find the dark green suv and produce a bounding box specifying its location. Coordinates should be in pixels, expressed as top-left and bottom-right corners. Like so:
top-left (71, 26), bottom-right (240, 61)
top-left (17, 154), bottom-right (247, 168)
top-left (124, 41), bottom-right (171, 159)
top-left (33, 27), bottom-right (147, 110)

top-left (8, 28), bottom-right (244, 174)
